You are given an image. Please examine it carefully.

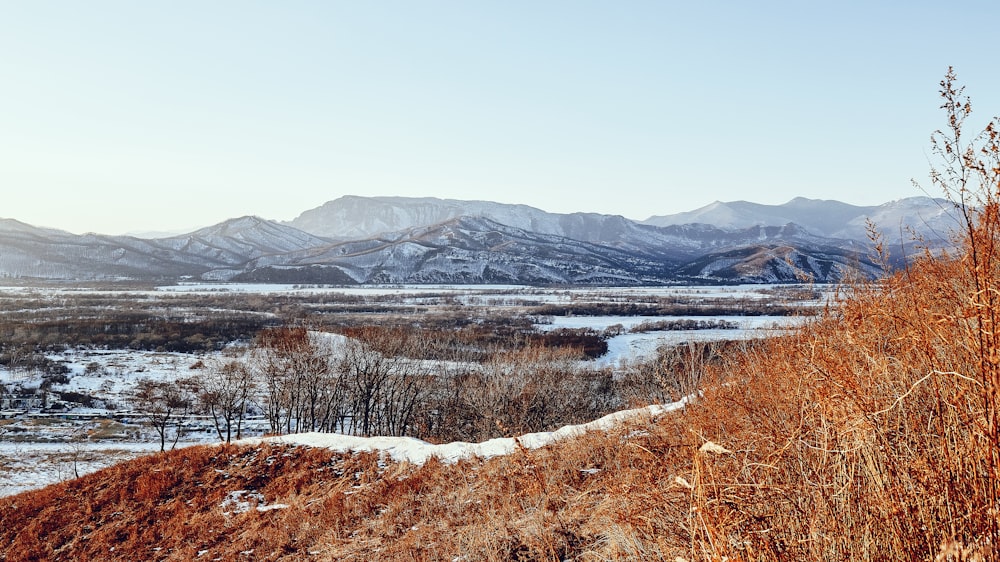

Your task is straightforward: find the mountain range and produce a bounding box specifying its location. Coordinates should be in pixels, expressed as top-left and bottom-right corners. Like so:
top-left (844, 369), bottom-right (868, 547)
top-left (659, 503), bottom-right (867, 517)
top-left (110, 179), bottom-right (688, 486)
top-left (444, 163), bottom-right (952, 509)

top-left (0, 196), bottom-right (959, 285)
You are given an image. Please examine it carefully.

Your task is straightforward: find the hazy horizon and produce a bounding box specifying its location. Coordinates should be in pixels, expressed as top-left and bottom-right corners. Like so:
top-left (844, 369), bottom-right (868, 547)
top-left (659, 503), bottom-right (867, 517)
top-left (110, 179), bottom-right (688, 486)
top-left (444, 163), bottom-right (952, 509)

top-left (2, 2), bottom-right (998, 235)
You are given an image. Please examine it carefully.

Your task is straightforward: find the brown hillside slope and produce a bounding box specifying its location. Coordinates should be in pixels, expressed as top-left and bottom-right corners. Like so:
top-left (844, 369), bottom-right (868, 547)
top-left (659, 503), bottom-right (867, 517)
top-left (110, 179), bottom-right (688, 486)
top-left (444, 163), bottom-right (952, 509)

top-left (0, 416), bottom-right (700, 561)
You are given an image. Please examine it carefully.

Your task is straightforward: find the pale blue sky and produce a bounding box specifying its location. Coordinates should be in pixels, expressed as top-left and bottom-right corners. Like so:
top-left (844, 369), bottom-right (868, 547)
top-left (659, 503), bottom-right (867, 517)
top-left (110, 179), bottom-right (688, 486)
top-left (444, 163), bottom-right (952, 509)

top-left (1, 1), bottom-right (998, 235)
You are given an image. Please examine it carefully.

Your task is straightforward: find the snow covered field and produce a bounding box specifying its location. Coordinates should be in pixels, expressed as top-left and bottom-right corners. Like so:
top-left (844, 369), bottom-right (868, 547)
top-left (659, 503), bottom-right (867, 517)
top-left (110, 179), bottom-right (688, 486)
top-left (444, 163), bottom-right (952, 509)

top-left (0, 441), bottom-right (201, 497)
top-left (0, 348), bottom-right (209, 412)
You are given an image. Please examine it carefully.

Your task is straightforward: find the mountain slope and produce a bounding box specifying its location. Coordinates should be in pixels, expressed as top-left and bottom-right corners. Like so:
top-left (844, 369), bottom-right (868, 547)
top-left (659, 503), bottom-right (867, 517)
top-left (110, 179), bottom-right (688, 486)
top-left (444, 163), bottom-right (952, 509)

top-left (832, 196), bottom-right (960, 242)
top-left (228, 217), bottom-right (875, 284)
top-left (287, 196), bottom-right (703, 253)
top-left (1, 195), bottom-right (923, 284)
top-left (0, 208), bottom-right (879, 284)
top-left (674, 242), bottom-right (880, 283)
top-left (642, 197), bottom-right (869, 235)
top-left (643, 196), bottom-right (958, 242)
top-left (239, 216), bottom-right (678, 285)
top-left (159, 216), bottom-right (332, 264)
top-left (0, 217), bottom-right (329, 281)
top-left (286, 195), bottom-right (557, 240)
top-left (0, 219), bottom-right (219, 279)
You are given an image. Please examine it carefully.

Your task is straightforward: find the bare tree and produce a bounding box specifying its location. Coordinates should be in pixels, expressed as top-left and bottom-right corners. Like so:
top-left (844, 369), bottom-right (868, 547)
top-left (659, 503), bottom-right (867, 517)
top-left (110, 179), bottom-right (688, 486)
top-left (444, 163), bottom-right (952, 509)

top-left (338, 327), bottom-right (431, 437)
top-left (200, 360), bottom-right (255, 443)
top-left (131, 379), bottom-right (192, 452)
top-left (249, 327), bottom-right (345, 435)
top-left (251, 328), bottom-right (305, 434)
top-left (458, 344), bottom-right (612, 441)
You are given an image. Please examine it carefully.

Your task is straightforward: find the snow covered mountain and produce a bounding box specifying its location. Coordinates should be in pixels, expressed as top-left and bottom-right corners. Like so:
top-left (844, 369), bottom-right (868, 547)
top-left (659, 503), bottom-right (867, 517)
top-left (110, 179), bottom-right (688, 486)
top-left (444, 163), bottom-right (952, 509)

top-left (158, 216), bottom-right (332, 265)
top-left (0, 217), bottom-right (328, 281)
top-left (229, 216), bottom-right (874, 285)
top-left (643, 196), bottom-right (959, 243)
top-left (237, 216), bottom-right (675, 285)
top-left (0, 194), bottom-right (936, 284)
top-left (674, 241), bottom-right (881, 283)
top-left (831, 197), bottom-right (960, 242)
top-left (0, 218), bottom-right (211, 280)
top-left (286, 195), bottom-right (691, 249)
top-left (287, 196), bottom-right (557, 240)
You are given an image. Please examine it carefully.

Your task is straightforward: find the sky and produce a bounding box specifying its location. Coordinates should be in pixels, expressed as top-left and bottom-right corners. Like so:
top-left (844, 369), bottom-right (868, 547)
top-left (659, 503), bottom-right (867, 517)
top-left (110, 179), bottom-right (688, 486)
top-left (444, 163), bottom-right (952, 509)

top-left (1, 1), bottom-right (999, 235)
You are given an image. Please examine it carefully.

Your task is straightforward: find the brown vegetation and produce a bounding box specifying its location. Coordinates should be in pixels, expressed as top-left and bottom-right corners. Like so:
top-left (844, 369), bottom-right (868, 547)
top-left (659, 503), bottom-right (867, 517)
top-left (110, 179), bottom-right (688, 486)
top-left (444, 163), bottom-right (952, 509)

top-left (247, 326), bottom-right (620, 442)
top-left (667, 67), bottom-right (1000, 559)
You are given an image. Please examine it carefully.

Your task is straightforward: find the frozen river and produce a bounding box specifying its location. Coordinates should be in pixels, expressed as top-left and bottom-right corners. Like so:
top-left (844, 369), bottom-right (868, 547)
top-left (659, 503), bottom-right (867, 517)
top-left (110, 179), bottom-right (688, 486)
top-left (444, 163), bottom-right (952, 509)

top-left (537, 314), bottom-right (806, 367)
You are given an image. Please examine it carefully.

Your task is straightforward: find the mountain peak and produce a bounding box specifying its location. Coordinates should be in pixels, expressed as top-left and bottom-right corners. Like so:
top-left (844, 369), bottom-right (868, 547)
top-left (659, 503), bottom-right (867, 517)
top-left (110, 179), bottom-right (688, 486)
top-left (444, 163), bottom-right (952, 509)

top-left (0, 217), bottom-right (71, 236)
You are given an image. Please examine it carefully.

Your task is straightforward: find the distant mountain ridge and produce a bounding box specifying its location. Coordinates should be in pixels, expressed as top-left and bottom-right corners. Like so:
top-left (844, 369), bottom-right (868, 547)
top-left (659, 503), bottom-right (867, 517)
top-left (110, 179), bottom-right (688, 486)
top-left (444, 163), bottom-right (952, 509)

top-left (0, 195), bottom-right (958, 285)
top-left (159, 216), bottom-right (332, 264)
top-left (249, 217), bottom-right (879, 285)
top-left (643, 196), bottom-right (958, 242)
top-left (286, 195), bottom-right (675, 249)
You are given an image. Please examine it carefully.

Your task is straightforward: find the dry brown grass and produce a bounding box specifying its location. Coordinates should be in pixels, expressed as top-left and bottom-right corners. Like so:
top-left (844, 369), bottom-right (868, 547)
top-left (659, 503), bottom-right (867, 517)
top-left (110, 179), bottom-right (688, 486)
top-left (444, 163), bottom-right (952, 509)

top-left (0, 417), bottom-right (693, 561)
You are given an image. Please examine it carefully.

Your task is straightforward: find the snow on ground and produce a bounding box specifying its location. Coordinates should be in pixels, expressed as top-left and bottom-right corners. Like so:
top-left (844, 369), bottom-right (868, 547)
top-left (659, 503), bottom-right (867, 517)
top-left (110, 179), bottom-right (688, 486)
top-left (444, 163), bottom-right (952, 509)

top-left (538, 314), bottom-right (801, 332)
top-left (0, 402), bottom-right (689, 498)
top-left (0, 366), bottom-right (22, 385)
top-left (44, 348), bottom-right (213, 409)
top-left (0, 441), bottom-right (199, 497)
top-left (155, 283), bottom-right (530, 296)
top-left (220, 490), bottom-right (289, 515)
top-left (151, 282), bottom-right (828, 305)
top-left (536, 315), bottom-right (806, 368)
top-left (243, 401), bottom-right (687, 466)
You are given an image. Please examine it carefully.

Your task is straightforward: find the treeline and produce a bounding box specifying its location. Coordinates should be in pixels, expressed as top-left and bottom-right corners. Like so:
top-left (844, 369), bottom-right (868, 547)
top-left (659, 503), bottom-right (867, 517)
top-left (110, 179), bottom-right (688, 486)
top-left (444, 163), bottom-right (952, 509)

top-left (0, 290), bottom-right (598, 355)
top-left (0, 284), bottom-right (800, 359)
top-left (628, 318), bottom-right (738, 333)
top-left (0, 314), bottom-right (271, 352)
top-left (0, 292), bottom-right (287, 352)
top-left (338, 324), bottom-right (608, 361)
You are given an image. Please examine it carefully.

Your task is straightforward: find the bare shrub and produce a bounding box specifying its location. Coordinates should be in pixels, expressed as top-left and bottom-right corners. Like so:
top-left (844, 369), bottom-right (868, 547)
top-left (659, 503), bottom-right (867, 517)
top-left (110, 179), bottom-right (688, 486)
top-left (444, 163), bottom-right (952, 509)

top-left (435, 344), bottom-right (616, 442)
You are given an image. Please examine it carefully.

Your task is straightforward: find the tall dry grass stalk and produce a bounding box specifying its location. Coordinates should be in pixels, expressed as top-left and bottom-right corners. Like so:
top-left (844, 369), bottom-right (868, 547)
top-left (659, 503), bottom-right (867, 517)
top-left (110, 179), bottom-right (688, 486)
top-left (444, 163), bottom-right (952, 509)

top-left (674, 68), bottom-right (1000, 560)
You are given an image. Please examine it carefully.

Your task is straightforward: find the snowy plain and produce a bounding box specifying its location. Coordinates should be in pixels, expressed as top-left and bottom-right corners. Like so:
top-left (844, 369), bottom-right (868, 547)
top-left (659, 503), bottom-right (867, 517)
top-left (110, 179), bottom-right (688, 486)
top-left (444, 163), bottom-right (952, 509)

top-left (0, 441), bottom-right (201, 497)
